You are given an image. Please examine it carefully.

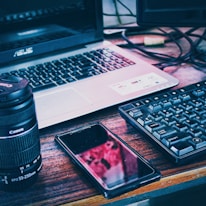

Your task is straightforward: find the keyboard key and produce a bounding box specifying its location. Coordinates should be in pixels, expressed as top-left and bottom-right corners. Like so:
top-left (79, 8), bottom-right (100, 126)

top-left (32, 82), bottom-right (56, 92)
top-left (173, 114), bottom-right (187, 123)
top-left (189, 136), bottom-right (206, 149)
top-left (128, 108), bottom-right (143, 118)
top-left (153, 126), bottom-right (177, 140)
top-left (162, 133), bottom-right (191, 147)
top-left (192, 89), bottom-right (205, 97)
top-left (137, 116), bottom-right (152, 126)
top-left (180, 93), bottom-right (191, 101)
top-left (162, 99), bottom-right (172, 108)
top-left (195, 115), bottom-right (206, 124)
top-left (161, 117), bottom-right (176, 126)
top-left (145, 122), bottom-right (164, 132)
top-left (148, 103), bottom-right (162, 112)
top-left (174, 123), bottom-right (188, 132)
top-left (170, 141), bottom-right (194, 156)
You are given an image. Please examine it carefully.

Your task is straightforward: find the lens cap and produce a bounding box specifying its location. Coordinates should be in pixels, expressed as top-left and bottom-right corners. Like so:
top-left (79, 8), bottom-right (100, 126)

top-left (0, 75), bottom-right (32, 106)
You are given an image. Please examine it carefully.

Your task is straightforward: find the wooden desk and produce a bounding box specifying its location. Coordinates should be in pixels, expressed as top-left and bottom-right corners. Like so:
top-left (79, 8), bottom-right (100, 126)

top-left (1, 32), bottom-right (206, 206)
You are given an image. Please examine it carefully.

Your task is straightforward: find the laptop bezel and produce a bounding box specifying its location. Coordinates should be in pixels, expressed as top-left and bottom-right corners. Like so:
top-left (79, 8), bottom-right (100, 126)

top-left (0, 0), bottom-right (104, 66)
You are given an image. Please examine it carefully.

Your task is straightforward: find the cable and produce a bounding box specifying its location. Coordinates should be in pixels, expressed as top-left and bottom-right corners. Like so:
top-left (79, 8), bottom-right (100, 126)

top-left (118, 27), bottom-right (206, 70)
top-left (120, 28), bottom-right (184, 69)
top-left (155, 27), bottom-right (184, 68)
top-left (103, 0), bottom-right (136, 27)
top-left (116, 0), bottom-right (135, 17)
top-left (113, 0), bottom-right (122, 24)
top-left (186, 28), bottom-right (206, 68)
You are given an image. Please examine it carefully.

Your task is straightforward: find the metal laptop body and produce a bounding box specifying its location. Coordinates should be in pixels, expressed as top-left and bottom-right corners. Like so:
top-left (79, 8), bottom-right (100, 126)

top-left (0, 0), bottom-right (179, 129)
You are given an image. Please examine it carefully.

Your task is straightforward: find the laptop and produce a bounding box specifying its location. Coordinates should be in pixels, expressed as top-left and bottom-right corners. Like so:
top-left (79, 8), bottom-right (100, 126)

top-left (0, 0), bottom-right (179, 129)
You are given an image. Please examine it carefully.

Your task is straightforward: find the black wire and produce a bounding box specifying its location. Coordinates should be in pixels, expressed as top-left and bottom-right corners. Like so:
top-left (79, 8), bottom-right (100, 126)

top-left (103, 0), bottom-right (136, 24)
top-left (172, 27), bottom-right (196, 60)
top-left (121, 29), bottom-right (173, 60)
top-left (171, 27), bottom-right (206, 68)
top-left (119, 27), bottom-right (206, 70)
top-left (103, 13), bottom-right (135, 17)
top-left (116, 0), bottom-right (135, 17)
top-left (155, 27), bottom-right (184, 68)
top-left (186, 28), bottom-right (206, 68)
top-left (121, 28), bottom-right (184, 69)
top-left (113, 0), bottom-right (122, 24)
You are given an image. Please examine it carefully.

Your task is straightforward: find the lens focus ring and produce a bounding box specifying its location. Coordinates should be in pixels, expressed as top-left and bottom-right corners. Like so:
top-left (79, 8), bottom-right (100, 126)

top-left (0, 124), bottom-right (41, 168)
top-left (0, 123), bottom-right (39, 153)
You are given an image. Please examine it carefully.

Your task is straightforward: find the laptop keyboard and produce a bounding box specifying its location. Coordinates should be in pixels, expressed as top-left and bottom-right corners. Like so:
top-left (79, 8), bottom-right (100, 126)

top-left (1, 48), bottom-right (135, 92)
top-left (119, 80), bottom-right (206, 164)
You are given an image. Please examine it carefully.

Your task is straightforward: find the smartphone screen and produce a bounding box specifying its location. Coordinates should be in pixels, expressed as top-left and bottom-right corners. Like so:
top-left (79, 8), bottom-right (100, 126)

top-left (55, 123), bottom-right (161, 198)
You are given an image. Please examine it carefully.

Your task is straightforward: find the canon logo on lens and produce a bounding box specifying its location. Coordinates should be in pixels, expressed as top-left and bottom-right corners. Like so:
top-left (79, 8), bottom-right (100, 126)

top-left (0, 75), bottom-right (42, 191)
top-left (9, 128), bottom-right (24, 135)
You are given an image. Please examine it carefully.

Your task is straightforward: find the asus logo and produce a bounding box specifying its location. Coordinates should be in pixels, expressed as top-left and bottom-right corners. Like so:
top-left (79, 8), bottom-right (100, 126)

top-left (13, 47), bottom-right (33, 57)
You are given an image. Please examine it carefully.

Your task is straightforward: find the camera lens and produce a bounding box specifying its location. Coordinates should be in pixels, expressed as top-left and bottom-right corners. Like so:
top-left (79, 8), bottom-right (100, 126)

top-left (0, 75), bottom-right (42, 191)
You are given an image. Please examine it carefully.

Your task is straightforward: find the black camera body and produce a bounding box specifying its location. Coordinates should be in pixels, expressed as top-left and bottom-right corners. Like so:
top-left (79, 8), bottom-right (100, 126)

top-left (0, 75), bottom-right (42, 191)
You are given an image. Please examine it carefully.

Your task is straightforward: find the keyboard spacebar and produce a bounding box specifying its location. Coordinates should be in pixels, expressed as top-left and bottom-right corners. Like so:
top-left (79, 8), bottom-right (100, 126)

top-left (32, 82), bottom-right (56, 92)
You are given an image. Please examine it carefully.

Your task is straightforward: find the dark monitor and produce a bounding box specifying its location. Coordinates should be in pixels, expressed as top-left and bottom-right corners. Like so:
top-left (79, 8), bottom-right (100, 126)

top-left (136, 0), bottom-right (206, 27)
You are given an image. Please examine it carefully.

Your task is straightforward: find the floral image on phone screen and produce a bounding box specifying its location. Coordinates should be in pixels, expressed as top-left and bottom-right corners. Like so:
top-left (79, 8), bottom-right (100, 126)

top-left (77, 132), bottom-right (152, 189)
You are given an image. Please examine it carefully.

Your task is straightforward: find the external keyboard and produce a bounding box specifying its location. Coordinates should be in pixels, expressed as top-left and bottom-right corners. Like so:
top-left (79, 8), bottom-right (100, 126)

top-left (119, 80), bottom-right (206, 164)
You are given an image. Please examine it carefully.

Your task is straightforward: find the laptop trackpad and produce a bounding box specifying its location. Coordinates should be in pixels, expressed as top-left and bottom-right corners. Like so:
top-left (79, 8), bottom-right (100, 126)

top-left (34, 88), bottom-right (91, 122)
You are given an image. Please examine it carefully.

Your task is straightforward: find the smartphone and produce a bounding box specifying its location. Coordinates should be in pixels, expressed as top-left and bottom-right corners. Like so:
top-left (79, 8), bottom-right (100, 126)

top-left (55, 123), bottom-right (161, 198)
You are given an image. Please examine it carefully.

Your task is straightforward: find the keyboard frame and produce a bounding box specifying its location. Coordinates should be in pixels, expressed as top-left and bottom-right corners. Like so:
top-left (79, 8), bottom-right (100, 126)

top-left (118, 81), bottom-right (206, 164)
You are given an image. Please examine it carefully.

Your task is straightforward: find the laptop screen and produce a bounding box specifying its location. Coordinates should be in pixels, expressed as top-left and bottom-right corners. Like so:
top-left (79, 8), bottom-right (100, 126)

top-left (0, 0), bottom-right (103, 65)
